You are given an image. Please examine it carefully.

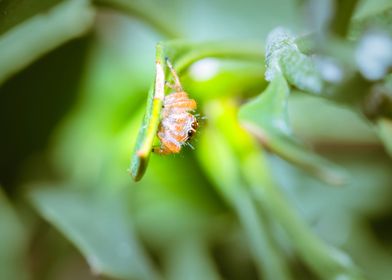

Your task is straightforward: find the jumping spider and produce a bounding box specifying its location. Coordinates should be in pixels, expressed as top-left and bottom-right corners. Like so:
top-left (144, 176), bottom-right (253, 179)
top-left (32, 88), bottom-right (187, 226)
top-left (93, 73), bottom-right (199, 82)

top-left (152, 58), bottom-right (199, 155)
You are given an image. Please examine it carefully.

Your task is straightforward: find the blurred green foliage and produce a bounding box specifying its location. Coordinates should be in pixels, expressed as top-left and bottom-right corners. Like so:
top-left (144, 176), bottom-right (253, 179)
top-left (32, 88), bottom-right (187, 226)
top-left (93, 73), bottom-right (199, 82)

top-left (1, 0), bottom-right (392, 280)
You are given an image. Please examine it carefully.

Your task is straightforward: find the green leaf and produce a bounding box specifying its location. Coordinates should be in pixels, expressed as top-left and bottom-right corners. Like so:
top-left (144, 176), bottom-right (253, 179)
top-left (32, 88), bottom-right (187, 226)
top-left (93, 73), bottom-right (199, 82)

top-left (129, 43), bottom-right (166, 181)
top-left (350, 0), bottom-right (392, 39)
top-left (239, 74), bottom-right (347, 185)
top-left (0, 188), bottom-right (28, 280)
top-left (29, 186), bottom-right (159, 280)
top-left (0, 0), bottom-right (95, 85)
top-left (353, 0), bottom-right (392, 20)
top-left (265, 28), bottom-right (323, 94)
top-left (0, 0), bottom-right (60, 35)
top-left (242, 154), bottom-right (366, 280)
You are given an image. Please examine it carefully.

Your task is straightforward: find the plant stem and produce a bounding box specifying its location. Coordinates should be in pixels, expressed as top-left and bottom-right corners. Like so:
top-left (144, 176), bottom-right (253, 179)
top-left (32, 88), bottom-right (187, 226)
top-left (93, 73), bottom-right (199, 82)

top-left (130, 44), bottom-right (166, 181)
top-left (174, 41), bottom-right (264, 73)
top-left (94, 0), bottom-right (180, 38)
top-left (243, 154), bottom-right (366, 280)
top-left (197, 101), bottom-right (291, 280)
top-left (164, 238), bottom-right (221, 280)
top-left (233, 187), bottom-right (292, 280)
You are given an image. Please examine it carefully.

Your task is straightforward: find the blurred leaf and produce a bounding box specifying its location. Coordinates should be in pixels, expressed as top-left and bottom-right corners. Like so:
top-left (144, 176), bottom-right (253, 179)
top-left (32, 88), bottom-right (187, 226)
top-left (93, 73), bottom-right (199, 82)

top-left (164, 238), bottom-right (221, 280)
top-left (0, 0), bottom-right (60, 34)
top-left (271, 150), bottom-right (392, 222)
top-left (268, 148), bottom-right (392, 279)
top-left (265, 28), bottom-right (323, 94)
top-left (0, 0), bottom-right (95, 85)
top-left (133, 152), bottom-right (225, 249)
top-left (0, 188), bottom-right (28, 280)
top-left (48, 40), bottom-right (152, 187)
top-left (378, 118), bottom-right (392, 157)
top-left (288, 93), bottom-right (377, 144)
top-left (350, 1), bottom-right (392, 38)
top-left (240, 74), bottom-right (291, 132)
top-left (30, 186), bottom-right (159, 280)
top-left (197, 101), bottom-right (291, 280)
top-left (95, 0), bottom-right (180, 38)
top-left (264, 28), bottom-right (370, 110)
top-left (162, 0), bottom-right (301, 41)
top-left (239, 74), bottom-right (347, 185)
top-left (0, 37), bottom-right (90, 191)
top-left (243, 153), bottom-right (366, 280)
top-left (353, 0), bottom-right (392, 20)
top-left (345, 220), bottom-right (392, 280)
top-left (209, 100), bottom-right (363, 280)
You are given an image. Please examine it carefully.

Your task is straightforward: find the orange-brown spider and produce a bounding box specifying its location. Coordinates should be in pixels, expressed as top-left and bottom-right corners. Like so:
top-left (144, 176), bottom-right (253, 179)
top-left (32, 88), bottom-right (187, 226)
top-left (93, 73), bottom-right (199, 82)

top-left (152, 58), bottom-right (198, 155)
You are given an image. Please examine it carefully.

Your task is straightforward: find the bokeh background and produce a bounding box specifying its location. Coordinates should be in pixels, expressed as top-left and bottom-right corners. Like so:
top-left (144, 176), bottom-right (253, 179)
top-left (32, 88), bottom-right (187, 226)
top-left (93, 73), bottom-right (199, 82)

top-left (1, 0), bottom-right (392, 279)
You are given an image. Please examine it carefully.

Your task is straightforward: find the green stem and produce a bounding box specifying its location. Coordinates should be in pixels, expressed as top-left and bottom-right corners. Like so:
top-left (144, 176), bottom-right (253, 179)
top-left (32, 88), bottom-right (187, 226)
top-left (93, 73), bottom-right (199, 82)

top-left (243, 154), bottom-right (365, 280)
top-left (232, 187), bottom-right (292, 280)
top-left (330, 0), bottom-right (360, 37)
top-left (174, 41), bottom-right (264, 73)
top-left (129, 44), bottom-right (166, 181)
top-left (164, 238), bottom-right (221, 280)
top-left (196, 102), bottom-right (291, 280)
top-left (0, 189), bottom-right (29, 280)
top-left (94, 0), bottom-right (180, 38)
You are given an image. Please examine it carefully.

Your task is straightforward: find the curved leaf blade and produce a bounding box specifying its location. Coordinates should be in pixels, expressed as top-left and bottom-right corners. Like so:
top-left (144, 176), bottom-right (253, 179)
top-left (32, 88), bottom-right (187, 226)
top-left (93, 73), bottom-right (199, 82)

top-left (130, 44), bottom-right (165, 181)
top-left (30, 186), bottom-right (159, 280)
top-left (239, 74), bottom-right (347, 185)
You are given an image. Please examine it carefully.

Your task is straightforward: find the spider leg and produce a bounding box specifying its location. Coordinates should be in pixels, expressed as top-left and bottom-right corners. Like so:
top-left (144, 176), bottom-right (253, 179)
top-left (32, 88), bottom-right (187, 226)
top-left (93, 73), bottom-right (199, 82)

top-left (165, 57), bottom-right (183, 92)
top-left (186, 142), bottom-right (195, 150)
top-left (152, 145), bottom-right (162, 154)
top-left (152, 145), bottom-right (171, 155)
top-left (165, 81), bottom-right (176, 90)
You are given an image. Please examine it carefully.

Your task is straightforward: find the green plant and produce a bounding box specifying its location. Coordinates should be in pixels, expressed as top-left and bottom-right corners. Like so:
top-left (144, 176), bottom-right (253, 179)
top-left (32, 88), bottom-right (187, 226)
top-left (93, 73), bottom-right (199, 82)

top-left (1, 0), bottom-right (392, 280)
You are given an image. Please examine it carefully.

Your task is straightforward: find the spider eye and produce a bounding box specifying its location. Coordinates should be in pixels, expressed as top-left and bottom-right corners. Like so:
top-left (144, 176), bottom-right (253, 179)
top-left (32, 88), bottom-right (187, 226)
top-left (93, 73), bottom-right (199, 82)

top-left (191, 121), bottom-right (198, 129)
top-left (187, 130), bottom-right (195, 138)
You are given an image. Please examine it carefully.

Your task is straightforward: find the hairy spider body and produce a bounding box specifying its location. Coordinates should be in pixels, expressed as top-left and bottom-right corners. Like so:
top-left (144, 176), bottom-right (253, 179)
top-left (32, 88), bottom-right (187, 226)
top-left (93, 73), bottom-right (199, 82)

top-left (153, 59), bottom-right (198, 155)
